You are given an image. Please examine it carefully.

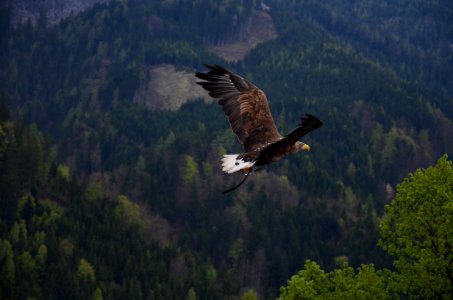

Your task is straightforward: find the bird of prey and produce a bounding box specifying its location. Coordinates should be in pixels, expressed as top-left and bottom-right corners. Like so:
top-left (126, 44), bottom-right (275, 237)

top-left (195, 64), bottom-right (323, 193)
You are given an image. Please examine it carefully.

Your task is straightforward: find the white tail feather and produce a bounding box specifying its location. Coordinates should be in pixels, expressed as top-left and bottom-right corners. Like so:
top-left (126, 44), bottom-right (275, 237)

top-left (221, 154), bottom-right (255, 174)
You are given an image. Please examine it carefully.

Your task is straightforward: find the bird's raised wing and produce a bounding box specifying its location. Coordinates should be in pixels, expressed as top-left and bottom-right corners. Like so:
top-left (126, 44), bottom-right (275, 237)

top-left (195, 64), bottom-right (282, 152)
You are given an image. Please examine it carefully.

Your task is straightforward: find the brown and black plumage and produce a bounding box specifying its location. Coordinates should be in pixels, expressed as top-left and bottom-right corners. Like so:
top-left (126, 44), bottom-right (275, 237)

top-left (195, 64), bottom-right (323, 193)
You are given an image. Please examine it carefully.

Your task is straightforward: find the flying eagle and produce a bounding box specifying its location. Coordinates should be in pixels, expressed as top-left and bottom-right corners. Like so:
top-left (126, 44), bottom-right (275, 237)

top-left (195, 64), bottom-right (323, 193)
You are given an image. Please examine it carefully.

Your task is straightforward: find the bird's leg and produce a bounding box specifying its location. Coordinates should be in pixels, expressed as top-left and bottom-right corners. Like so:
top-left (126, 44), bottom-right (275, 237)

top-left (222, 171), bottom-right (252, 194)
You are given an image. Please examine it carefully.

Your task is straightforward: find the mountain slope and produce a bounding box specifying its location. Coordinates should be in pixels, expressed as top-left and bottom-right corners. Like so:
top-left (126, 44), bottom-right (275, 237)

top-left (267, 0), bottom-right (453, 97)
top-left (5, 0), bottom-right (110, 27)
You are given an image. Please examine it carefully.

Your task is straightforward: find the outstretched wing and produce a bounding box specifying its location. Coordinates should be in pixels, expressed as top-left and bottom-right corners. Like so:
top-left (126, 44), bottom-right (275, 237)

top-left (282, 114), bottom-right (323, 145)
top-left (257, 114), bottom-right (323, 160)
top-left (195, 64), bottom-right (282, 152)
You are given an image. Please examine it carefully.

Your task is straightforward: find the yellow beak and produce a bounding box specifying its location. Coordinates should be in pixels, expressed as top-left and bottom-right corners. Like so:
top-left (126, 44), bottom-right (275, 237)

top-left (302, 144), bottom-right (311, 151)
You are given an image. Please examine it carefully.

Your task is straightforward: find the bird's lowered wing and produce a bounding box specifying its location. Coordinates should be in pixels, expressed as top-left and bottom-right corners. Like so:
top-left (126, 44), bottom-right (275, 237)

top-left (258, 114), bottom-right (323, 159)
top-left (282, 114), bottom-right (323, 145)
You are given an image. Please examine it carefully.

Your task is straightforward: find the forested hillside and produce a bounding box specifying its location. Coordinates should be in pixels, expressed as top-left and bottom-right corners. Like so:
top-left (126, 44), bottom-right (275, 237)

top-left (1, 0), bottom-right (452, 299)
top-left (268, 0), bottom-right (453, 97)
top-left (6, 0), bottom-right (109, 27)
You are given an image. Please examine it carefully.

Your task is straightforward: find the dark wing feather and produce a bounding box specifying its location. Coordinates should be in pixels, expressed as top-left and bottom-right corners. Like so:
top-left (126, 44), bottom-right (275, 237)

top-left (282, 114), bottom-right (323, 145)
top-left (195, 64), bottom-right (282, 152)
top-left (257, 114), bottom-right (323, 159)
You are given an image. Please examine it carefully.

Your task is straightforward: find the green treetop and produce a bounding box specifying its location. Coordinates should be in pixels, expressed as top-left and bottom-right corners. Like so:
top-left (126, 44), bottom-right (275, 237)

top-left (379, 154), bottom-right (453, 298)
top-left (279, 154), bottom-right (453, 299)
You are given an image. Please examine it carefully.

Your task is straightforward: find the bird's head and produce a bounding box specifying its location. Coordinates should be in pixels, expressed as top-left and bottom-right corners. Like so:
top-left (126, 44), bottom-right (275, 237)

top-left (295, 141), bottom-right (311, 152)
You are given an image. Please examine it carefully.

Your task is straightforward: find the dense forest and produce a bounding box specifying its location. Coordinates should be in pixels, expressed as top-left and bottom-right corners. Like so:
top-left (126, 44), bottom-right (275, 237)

top-left (0, 0), bottom-right (452, 299)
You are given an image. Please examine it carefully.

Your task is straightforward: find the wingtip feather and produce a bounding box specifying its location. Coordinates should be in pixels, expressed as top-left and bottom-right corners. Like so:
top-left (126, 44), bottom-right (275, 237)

top-left (301, 114), bottom-right (323, 126)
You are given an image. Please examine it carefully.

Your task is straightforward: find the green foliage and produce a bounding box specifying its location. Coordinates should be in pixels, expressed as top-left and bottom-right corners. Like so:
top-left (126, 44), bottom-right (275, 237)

top-left (183, 155), bottom-right (199, 184)
top-left (185, 287), bottom-right (197, 300)
top-left (91, 287), bottom-right (103, 300)
top-left (85, 181), bottom-right (104, 202)
top-left (57, 164), bottom-right (70, 181)
top-left (379, 154), bottom-right (453, 298)
top-left (206, 264), bottom-right (217, 287)
top-left (241, 289), bottom-right (259, 300)
top-left (115, 194), bottom-right (143, 226)
top-left (77, 258), bottom-right (96, 282)
top-left (17, 251), bottom-right (39, 296)
top-left (279, 155), bottom-right (453, 299)
top-left (0, 240), bottom-right (15, 297)
top-left (278, 260), bottom-right (390, 300)
top-left (36, 244), bottom-right (48, 265)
